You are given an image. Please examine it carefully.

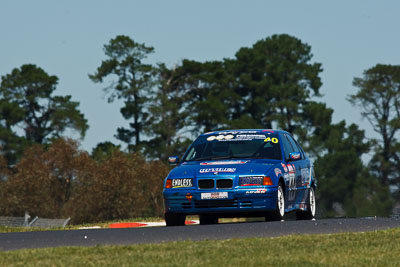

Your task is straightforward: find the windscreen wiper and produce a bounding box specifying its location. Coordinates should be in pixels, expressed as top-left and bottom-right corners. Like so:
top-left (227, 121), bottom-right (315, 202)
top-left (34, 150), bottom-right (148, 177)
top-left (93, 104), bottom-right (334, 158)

top-left (194, 155), bottom-right (242, 161)
top-left (192, 157), bottom-right (214, 161)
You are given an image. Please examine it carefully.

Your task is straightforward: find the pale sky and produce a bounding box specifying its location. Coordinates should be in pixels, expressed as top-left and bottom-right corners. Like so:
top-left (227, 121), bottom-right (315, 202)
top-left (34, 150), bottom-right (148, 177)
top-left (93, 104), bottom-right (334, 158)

top-left (1, 0), bottom-right (399, 152)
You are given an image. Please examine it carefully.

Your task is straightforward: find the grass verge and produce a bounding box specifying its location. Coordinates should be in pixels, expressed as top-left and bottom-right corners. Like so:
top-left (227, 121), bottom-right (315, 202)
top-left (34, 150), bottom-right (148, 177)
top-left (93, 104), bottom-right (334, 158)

top-left (1, 227), bottom-right (400, 266)
top-left (0, 216), bottom-right (260, 233)
top-left (0, 217), bottom-right (167, 233)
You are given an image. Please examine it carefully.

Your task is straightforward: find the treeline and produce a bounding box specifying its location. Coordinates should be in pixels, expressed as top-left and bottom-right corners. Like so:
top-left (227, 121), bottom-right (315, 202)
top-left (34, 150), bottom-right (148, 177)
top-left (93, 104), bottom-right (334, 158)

top-left (0, 139), bottom-right (168, 223)
top-left (1, 34), bottom-right (399, 222)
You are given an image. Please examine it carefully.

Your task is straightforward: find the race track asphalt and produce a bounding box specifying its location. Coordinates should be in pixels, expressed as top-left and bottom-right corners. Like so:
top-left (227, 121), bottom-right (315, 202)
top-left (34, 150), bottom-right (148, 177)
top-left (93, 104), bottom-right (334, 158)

top-left (1, 217), bottom-right (399, 251)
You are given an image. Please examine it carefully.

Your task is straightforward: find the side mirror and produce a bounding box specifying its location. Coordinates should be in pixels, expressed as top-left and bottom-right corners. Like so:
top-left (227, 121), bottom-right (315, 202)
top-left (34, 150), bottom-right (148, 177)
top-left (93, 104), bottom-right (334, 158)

top-left (289, 152), bottom-right (301, 161)
top-left (168, 156), bottom-right (179, 165)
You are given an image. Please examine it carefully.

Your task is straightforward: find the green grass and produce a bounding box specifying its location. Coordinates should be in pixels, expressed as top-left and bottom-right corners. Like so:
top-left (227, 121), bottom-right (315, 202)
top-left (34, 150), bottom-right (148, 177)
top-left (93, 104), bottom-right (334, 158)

top-left (0, 226), bottom-right (52, 233)
top-left (1, 228), bottom-right (400, 266)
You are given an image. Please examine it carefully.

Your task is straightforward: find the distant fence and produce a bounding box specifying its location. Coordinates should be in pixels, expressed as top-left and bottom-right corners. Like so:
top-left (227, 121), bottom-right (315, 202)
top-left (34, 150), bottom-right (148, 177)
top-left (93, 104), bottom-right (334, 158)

top-left (0, 216), bottom-right (29, 227)
top-left (0, 213), bottom-right (70, 228)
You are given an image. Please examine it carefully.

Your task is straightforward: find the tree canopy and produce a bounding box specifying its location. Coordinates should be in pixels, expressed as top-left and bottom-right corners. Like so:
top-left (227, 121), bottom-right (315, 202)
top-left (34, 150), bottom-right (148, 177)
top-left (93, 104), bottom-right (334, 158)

top-left (233, 34), bottom-right (323, 135)
top-left (89, 35), bottom-right (156, 152)
top-left (349, 64), bottom-right (400, 195)
top-left (0, 64), bottom-right (88, 164)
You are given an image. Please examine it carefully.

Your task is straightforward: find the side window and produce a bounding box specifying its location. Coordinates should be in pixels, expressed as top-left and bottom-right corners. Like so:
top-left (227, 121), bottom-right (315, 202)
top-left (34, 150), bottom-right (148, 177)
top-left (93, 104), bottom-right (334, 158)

top-left (281, 134), bottom-right (294, 160)
top-left (286, 134), bottom-right (303, 158)
top-left (294, 138), bottom-right (306, 157)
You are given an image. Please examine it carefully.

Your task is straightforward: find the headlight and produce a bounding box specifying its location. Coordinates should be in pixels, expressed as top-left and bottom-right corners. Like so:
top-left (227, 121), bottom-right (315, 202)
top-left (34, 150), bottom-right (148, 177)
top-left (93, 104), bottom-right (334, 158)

top-left (239, 176), bottom-right (263, 186)
top-left (239, 176), bottom-right (273, 186)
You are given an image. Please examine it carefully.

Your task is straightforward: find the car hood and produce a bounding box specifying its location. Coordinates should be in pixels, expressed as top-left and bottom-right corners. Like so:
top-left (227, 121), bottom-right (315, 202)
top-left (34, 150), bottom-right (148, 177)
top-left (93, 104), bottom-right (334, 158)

top-left (168, 159), bottom-right (280, 178)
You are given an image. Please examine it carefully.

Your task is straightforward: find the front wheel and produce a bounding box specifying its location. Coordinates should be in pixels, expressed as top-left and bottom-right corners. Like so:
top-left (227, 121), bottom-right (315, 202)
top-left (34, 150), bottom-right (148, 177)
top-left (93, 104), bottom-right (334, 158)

top-left (266, 183), bottom-right (285, 221)
top-left (296, 187), bottom-right (316, 220)
top-left (165, 213), bottom-right (186, 226)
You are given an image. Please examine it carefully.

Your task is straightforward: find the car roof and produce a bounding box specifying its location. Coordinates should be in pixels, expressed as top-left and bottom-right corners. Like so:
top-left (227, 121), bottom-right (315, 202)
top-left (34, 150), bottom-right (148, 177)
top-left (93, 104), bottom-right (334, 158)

top-left (200, 129), bottom-right (290, 136)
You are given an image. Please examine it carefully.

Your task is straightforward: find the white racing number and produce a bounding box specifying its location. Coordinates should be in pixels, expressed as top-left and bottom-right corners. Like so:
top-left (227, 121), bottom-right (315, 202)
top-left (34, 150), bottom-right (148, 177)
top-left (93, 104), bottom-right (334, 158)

top-left (288, 165), bottom-right (296, 201)
top-left (289, 174), bottom-right (296, 190)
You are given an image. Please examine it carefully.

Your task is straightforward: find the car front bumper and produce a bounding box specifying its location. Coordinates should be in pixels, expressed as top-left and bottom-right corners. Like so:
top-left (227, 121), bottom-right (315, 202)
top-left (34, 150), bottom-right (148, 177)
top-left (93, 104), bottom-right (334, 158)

top-left (163, 186), bottom-right (278, 216)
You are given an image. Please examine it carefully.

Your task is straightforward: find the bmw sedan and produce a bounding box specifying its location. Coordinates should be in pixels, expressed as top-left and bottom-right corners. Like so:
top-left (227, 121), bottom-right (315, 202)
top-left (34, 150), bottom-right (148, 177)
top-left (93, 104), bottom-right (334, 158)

top-left (163, 129), bottom-right (317, 226)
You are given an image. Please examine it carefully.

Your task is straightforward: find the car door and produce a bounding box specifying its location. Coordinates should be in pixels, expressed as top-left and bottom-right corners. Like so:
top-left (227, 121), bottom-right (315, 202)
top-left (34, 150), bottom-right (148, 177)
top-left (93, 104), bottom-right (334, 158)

top-left (280, 134), bottom-right (300, 206)
top-left (285, 134), bottom-right (310, 205)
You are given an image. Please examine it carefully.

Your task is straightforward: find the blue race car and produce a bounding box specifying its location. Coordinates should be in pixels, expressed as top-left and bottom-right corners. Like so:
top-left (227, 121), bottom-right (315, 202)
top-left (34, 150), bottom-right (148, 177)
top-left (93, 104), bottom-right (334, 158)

top-left (163, 129), bottom-right (317, 226)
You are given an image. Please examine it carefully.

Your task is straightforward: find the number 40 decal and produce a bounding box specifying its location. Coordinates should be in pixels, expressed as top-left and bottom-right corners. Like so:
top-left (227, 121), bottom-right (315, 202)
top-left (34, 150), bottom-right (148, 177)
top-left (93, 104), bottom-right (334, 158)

top-left (264, 137), bottom-right (279, 143)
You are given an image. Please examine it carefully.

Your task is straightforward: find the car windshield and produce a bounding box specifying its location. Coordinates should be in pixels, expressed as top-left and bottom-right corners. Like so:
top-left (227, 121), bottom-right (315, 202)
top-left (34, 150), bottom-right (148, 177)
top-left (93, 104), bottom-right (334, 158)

top-left (182, 132), bottom-right (282, 162)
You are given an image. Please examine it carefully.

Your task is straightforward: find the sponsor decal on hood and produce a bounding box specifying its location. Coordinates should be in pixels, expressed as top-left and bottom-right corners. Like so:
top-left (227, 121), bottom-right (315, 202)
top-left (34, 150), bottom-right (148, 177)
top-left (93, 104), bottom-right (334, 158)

top-left (199, 168), bottom-right (236, 173)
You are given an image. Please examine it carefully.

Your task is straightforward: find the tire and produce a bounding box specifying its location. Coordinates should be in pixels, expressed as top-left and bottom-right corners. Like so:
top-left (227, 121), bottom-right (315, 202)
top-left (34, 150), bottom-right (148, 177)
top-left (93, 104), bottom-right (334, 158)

top-left (199, 214), bottom-right (218, 225)
top-left (266, 183), bottom-right (285, 221)
top-left (165, 213), bottom-right (186, 226)
top-left (296, 187), bottom-right (316, 220)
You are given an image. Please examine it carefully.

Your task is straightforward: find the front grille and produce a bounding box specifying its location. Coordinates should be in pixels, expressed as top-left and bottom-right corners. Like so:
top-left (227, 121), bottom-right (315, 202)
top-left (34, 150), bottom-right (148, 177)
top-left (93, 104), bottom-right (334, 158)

top-left (195, 199), bottom-right (238, 208)
top-left (216, 179), bottom-right (233, 189)
top-left (240, 201), bottom-right (253, 207)
top-left (198, 179), bottom-right (214, 189)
